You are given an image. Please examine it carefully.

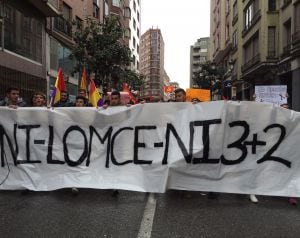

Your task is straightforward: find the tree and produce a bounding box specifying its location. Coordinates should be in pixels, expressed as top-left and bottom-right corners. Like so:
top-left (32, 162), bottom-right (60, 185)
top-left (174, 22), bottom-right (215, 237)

top-left (193, 61), bottom-right (226, 97)
top-left (70, 16), bottom-right (132, 92)
top-left (121, 70), bottom-right (144, 91)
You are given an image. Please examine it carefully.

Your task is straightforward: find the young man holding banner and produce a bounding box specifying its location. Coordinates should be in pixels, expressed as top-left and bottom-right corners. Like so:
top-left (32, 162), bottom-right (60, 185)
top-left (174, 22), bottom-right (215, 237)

top-left (0, 87), bottom-right (27, 108)
top-left (174, 88), bottom-right (186, 102)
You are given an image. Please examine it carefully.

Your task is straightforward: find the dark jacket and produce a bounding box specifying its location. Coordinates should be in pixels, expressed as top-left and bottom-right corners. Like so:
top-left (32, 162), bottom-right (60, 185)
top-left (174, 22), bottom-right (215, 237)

top-left (0, 97), bottom-right (27, 107)
top-left (53, 100), bottom-right (73, 107)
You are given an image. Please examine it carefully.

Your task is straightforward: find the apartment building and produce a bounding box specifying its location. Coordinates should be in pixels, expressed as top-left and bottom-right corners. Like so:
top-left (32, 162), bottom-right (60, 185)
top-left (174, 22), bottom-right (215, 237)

top-left (127, 0), bottom-right (141, 72)
top-left (108, 0), bottom-right (129, 46)
top-left (0, 0), bottom-right (60, 99)
top-left (210, 0), bottom-right (300, 110)
top-left (140, 28), bottom-right (165, 100)
top-left (190, 37), bottom-right (210, 88)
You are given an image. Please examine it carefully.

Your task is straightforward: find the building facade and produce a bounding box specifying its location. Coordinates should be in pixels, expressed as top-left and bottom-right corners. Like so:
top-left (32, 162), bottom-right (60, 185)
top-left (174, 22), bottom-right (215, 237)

top-left (190, 37), bottom-right (210, 88)
top-left (0, 0), bottom-right (138, 102)
top-left (47, 0), bottom-right (112, 101)
top-left (0, 0), bottom-right (60, 100)
top-left (128, 0), bottom-right (141, 72)
top-left (210, 0), bottom-right (300, 110)
top-left (140, 28), bottom-right (165, 100)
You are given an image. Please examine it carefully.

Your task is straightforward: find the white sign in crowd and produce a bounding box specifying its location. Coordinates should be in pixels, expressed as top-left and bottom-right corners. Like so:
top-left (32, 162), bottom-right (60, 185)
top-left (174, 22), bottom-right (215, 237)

top-left (0, 101), bottom-right (299, 197)
top-left (255, 85), bottom-right (288, 106)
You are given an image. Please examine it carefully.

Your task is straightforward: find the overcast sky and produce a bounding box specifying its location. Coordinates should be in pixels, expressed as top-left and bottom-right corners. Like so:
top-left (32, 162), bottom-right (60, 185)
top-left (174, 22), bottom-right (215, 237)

top-left (141, 0), bottom-right (211, 89)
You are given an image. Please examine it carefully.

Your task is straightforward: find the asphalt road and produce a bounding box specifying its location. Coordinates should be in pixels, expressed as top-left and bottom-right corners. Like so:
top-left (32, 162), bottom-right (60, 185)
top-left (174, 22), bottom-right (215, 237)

top-left (0, 189), bottom-right (299, 238)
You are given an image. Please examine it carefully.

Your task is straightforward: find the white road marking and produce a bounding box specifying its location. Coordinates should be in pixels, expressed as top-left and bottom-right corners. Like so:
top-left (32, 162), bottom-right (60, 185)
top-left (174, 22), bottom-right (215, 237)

top-left (137, 193), bottom-right (157, 238)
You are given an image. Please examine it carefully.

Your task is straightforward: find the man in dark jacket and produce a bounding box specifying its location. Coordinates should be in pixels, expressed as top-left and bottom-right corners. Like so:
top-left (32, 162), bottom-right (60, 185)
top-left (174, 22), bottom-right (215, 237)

top-left (0, 87), bottom-right (27, 107)
top-left (53, 90), bottom-right (73, 107)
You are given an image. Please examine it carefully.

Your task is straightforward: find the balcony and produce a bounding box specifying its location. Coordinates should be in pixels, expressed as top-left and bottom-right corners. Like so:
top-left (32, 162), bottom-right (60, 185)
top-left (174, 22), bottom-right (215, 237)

top-left (232, 14), bottom-right (238, 26)
top-left (267, 50), bottom-right (277, 59)
top-left (231, 45), bottom-right (238, 54)
top-left (47, 0), bottom-right (59, 8)
top-left (281, 0), bottom-right (292, 10)
top-left (292, 31), bottom-right (300, 57)
top-left (54, 17), bottom-right (72, 37)
top-left (241, 54), bottom-right (260, 72)
top-left (281, 43), bottom-right (292, 58)
top-left (242, 10), bottom-right (261, 37)
top-left (28, 0), bottom-right (60, 16)
top-left (292, 31), bottom-right (300, 44)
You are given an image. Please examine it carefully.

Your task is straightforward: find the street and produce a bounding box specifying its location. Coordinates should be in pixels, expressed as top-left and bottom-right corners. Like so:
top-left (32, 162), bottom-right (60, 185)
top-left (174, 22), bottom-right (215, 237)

top-left (0, 189), bottom-right (299, 238)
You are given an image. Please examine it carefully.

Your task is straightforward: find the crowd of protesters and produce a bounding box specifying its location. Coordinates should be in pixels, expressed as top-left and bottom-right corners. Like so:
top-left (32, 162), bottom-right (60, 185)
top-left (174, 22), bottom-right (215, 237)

top-left (0, 86), bottom-right (297, 205)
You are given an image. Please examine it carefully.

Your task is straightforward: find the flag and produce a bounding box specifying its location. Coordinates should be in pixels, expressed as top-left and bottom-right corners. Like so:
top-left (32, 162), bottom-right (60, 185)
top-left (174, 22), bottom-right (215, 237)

top-left (80, 67), bottom-right (88, 98)
top-left (123, 83), bottom-right (138, 104)
top-left (89, 78), bottom-right (103, 107)
top-left (51, 68), bottom-right (66, 105)
top-left (164, 85), bottom-right (174, 93)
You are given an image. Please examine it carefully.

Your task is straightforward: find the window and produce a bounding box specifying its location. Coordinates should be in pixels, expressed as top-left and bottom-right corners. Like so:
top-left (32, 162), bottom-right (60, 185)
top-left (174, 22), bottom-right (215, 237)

top-left (200, 56), bottom-right (207, 63)
top-left (226, 0), bottom-right (230, 14)
top-left (75, 16), bottom-right (83, 29)
top-left (243, 33), bottom-right (259, 64)
top-left (137, 28), bottom-right (140, 38)
top-left (132, 55), bottom-right (136, 66)
top-left (284, 20), bottom-right (291, 45)
top-left (62, 3), bottom-right (71, 20)
top-left (226, 24), bottom-right (230, 41)
top-left (124, 28), bottom-right (131, 38)
top-left (244, 0), bottom-right (259, 30)
top-left (112, 0), bottom-right (120, 7)
top-left (295, 2), bottom-right (300, 34)
top-left (50, 38), bottom-right (75, 75)
top-left (268, 0), bottom-right (276, 11)
top-left (232, 30), bottom-right (238, 48)
top-left (105, 1), bottom-right (109, 15)
top-left (133, 19), bottom-right (136, 30)
top-left (233, 1), bottom-right (238, 18)
top-left (244, 4), bottom-right (253, 30)
top-left (3, 3), bottom-right (42, 62)
top-left (133, 36), bottom-right (136, 48)
top-left (133, 1), bottom-right (136, 12)
top-left (124, 7), bottom-right (131, 18)
top-left (93, 1), bottom-right (99, 18)
top-left (137, 11), bottom-right (140, 22)
top-left (268, 27), bottom-right (276, 57)
top-left (137, 44), bottom-right (139, 53)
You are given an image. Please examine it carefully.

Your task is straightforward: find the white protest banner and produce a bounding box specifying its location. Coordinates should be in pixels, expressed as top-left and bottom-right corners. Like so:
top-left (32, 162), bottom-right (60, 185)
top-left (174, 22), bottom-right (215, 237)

top-left (0, 101), bottom-right (300, 197)
top-left (255, 85), bottom-right (288, 106)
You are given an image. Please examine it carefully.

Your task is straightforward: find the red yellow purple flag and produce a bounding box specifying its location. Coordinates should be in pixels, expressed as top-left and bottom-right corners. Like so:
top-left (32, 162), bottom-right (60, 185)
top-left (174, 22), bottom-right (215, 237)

top-left (89, 78), bottom-right (103, 107)
top-left (51, 68), bottom-right (66, 105)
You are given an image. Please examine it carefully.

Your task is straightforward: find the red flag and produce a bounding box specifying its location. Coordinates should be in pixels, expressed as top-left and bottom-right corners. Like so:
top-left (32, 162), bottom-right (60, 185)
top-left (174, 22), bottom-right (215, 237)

top-left (123, 83), bottom-right (138, 104)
